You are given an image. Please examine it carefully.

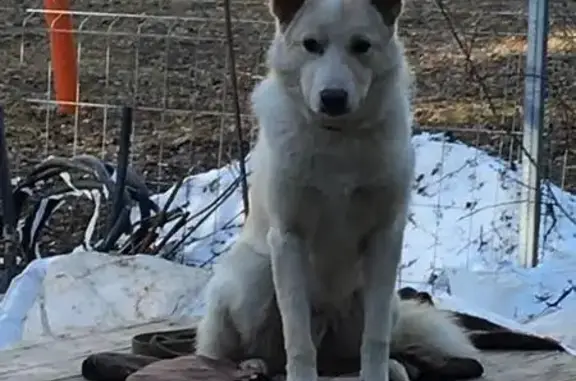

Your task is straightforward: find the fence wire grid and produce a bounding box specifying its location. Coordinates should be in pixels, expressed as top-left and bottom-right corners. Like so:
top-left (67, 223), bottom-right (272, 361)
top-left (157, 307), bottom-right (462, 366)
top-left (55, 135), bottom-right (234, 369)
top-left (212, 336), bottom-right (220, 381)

top-left (0, 0), bottom-right (575, 291)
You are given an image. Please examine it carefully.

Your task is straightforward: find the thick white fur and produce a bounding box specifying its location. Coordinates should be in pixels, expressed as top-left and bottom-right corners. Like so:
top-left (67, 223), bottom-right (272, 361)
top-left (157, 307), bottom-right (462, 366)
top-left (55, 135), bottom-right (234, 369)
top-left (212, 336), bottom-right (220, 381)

top-left (195, 1), bottom-right (476, 381)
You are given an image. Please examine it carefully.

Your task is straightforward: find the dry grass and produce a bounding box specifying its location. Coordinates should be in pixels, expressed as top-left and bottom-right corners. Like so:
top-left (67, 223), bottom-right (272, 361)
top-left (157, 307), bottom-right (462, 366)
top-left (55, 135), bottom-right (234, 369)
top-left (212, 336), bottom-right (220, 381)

top-left (0, 0), bottom-right (575, 254)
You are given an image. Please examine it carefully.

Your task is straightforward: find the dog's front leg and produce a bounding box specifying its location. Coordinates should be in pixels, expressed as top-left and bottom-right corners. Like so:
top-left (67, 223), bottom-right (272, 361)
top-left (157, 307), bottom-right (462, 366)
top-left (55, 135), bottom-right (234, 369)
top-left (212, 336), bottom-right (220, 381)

top-left (361, 226), bottom-right (404, 381)
top-left (268, 228), bottom-right (317, 381)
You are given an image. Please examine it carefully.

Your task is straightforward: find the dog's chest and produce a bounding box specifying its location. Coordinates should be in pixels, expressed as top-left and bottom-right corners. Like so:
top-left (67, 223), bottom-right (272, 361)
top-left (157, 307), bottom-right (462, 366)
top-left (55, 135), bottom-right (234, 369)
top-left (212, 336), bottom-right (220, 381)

top-left (303, 183), bottom-right (387, 298)
top-left (270, 135), bottom-right (405, 234)
top-left (269, 142), bottom-right (404, 303)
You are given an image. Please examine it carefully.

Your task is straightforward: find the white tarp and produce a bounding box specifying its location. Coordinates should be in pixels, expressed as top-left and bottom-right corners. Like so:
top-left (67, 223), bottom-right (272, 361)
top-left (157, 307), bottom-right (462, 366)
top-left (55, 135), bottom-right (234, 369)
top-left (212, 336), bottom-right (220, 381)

top-left (0, 251), bottom-right (210, 349)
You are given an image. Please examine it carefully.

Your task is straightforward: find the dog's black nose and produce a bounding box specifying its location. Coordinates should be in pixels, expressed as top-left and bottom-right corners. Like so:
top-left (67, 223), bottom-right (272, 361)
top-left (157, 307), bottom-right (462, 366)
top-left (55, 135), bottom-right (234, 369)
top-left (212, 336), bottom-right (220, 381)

top-left (319, 89), bottom-right (349, 116)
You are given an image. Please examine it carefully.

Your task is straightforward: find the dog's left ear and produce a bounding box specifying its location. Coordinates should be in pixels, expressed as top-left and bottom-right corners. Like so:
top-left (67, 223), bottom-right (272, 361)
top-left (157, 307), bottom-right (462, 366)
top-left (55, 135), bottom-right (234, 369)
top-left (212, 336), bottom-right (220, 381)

top-left (269, 0), bottom-right (307, 27)
top-left (371, 0), bottom-right (402, 26)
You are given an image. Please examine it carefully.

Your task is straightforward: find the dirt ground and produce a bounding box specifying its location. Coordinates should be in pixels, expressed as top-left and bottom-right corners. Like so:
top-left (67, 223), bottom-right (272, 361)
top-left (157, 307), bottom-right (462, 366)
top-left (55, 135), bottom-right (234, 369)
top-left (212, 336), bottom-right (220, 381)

top-left (0, 0), bottom-right (575, 255)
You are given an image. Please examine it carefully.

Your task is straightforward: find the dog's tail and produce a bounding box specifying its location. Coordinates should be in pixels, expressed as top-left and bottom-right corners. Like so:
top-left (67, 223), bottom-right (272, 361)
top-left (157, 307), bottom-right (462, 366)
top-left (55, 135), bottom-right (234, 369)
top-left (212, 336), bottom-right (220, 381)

top-left (391, 298), bottom-right (478, 359)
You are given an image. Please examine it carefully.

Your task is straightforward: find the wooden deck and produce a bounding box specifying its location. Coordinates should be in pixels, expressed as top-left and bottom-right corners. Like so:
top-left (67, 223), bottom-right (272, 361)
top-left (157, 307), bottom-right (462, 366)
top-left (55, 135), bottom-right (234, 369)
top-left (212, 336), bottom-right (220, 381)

top-left (0, 319), bottom-right (188, 381)
top-left (1, 320), bottom-right (576, 381)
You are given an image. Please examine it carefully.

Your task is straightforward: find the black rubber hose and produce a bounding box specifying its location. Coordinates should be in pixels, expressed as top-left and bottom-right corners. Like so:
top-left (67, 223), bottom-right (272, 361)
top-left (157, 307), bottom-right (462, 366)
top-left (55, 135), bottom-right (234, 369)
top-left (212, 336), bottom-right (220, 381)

top-left (102, 106), bottom-right (133, 251)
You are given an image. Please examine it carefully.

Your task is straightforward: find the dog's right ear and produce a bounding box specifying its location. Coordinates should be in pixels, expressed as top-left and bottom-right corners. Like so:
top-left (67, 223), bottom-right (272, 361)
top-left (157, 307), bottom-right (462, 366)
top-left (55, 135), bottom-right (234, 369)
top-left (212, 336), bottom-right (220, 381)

top-left (269, 0), bottom-right (306, 27)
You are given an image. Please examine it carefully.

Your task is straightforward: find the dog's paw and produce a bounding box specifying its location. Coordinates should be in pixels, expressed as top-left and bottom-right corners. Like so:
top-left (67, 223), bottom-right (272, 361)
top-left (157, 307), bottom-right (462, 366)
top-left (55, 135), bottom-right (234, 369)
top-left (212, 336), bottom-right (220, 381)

top-left (286, 377), bottom-right (317, 381)
top-left (285, 370), bottom-right (318, 381)
top-left (361, 360), bottom-right (409, 381)
top-left (239, 358), bottom-right (269, 375)
top-left (388, 359), bottom-right (410, 381)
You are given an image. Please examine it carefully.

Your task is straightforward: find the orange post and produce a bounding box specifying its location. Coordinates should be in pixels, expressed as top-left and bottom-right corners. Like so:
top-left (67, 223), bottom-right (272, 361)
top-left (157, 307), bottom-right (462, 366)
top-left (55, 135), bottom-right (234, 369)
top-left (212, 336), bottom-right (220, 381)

top-left (43, 0), bottom-right (78, 115)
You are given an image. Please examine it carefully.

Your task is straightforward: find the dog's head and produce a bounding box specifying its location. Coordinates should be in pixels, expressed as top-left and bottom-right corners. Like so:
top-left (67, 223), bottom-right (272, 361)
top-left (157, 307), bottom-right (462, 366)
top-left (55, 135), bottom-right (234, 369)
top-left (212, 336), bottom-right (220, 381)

top-left (267, 0), bottom-right (403, 121)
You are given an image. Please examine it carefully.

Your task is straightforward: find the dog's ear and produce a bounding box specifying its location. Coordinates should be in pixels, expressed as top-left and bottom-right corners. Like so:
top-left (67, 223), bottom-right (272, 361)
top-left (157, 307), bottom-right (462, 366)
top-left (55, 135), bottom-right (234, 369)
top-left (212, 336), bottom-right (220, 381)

top-left (269, 0), bottom-right (306, 27)
top-left (371, 0), bottom-right (403, 26)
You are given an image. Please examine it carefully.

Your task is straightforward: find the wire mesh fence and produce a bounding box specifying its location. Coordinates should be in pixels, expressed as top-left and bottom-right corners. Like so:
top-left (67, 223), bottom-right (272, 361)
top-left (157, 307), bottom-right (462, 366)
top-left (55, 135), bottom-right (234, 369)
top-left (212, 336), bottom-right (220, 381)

top-left (0, 0), bottom-right (575, 291)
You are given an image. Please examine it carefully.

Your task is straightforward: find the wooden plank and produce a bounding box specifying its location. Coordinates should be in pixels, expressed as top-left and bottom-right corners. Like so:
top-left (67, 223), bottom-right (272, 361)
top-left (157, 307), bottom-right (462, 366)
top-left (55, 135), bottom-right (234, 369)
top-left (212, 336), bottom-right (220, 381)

top-left (1, 320), bottom-right (182, 370)
top-left (4, 320), bottom-right (174, 367)
top-left (480, 351), bottom-right (575, 380)
top-left (0, 319), bottom-right (192, 381)
top-left (1, 319), bottom-right (575, 381)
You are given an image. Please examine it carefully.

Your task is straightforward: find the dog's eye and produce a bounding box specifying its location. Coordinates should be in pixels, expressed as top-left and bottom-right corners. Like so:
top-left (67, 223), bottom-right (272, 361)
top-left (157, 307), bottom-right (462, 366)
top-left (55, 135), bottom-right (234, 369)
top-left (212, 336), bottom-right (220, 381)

top-left (350, 39), bottom-right (372, 54)
top-left (302, 38), bottom-right (324, 54)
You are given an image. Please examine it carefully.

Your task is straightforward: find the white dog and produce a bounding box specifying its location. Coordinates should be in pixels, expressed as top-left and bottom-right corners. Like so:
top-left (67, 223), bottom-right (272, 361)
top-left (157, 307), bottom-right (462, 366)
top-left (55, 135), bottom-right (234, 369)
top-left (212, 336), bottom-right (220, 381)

top-left (195, 0), bottom-right (477, 381)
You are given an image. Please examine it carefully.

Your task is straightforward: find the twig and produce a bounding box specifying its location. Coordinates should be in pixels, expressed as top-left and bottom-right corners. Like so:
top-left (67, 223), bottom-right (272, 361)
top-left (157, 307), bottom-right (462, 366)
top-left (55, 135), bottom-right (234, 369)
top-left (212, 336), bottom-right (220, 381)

top-left (163, 176), bottom-right (242, 258)
top-left (545, 284), bottom-right (575, 308)
top-left (180, 177), bottom-right (242, 225)
top-left (542, 201), bottom-right (557, 248)
top-left (152, 212), bottom-right (189, 256)
top-left (223, 0), bottom-right (250, 215)
top-left (131, 177), bottom-right (185, 254)
top-left (433, 0), bottom-right (498, 115)
top-left (457, 199), bottom-right (529, 221)
top-left (543, 181), bottom-right (576, 227)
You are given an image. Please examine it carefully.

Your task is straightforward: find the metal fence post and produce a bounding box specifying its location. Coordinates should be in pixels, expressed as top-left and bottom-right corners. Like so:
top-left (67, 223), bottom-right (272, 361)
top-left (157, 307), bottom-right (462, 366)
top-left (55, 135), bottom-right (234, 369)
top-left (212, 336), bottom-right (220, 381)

top-left (0, 106), bottom-right (18, 292)
top-left (519, 0), bottom-right (549, 268)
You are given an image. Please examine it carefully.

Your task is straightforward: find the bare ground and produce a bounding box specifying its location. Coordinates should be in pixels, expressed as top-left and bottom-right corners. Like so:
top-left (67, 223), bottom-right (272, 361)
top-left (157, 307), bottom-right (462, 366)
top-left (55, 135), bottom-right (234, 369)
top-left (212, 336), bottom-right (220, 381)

top-left (0, 0), bottom-right (575, 255)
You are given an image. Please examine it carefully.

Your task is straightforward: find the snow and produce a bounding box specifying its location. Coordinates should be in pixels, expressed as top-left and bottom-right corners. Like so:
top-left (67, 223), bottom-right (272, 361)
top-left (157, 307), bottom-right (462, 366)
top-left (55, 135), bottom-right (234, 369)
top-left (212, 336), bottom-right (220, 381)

top-left (1, 132), bottom-right (576, 354)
